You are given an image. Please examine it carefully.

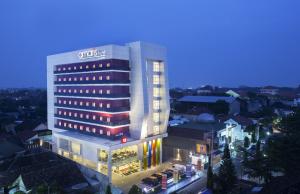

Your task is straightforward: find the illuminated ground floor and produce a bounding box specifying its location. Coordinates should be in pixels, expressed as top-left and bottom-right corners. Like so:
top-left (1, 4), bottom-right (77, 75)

top-left (52, 130), bottom-right (167, 182)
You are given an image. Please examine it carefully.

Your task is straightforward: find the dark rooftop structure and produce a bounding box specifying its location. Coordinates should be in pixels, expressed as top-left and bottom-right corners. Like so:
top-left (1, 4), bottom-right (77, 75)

top-left (179, 96), bottom-right (236, 104)
top-left (0, 151), bottom-right (89, 193)
top-left (168, 122), bottom-right (225, 140)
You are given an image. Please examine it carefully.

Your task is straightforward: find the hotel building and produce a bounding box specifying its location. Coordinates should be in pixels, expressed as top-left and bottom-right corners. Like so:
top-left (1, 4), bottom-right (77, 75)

top-left (47, 41), bottom-right (170, 182)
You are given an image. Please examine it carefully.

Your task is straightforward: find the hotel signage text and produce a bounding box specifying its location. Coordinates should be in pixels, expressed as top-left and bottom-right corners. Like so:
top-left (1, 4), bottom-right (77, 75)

top-left (78, 49), bottom-right (106, 60)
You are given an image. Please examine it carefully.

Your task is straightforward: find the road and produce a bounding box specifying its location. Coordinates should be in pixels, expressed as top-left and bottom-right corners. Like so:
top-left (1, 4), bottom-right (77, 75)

top-left (177, 173), bottom-right (207, 194)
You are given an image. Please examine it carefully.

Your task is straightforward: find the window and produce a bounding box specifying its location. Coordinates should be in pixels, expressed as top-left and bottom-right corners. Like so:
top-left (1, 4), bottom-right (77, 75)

top-left (106, 76), bottom-right (110, 80)
top-left (68, 89), bottom-right (71, 93)
top-left (80, 66), bottom-right (83, 69)
top-left (100, 116), bottom-right (103, 121)
top-left (153, 88), bottom-right (160, 97)
top-left (99, 103), bottom-right (103, 107)
top-left (99, 90), bottom-right (103, 94)
top-left (71, 142), bottom-right (81, 155)
top-left (74, 101), bottom-right (77, 105)
top-left (80, 101), bottom-right (83, 106)
top-left (99, 64), bottom-right (102, 68)
top-left (57, 68), bottom-right (61, 71)
top-left (63, 78), bottom-right (66, 81)
top-left (107, 63), bottom-right (110, 67)
top-left (68, 67), bottom-right (71, 70)
top-left (154, 125), bottom-right (160, 134)
top-left (74, 124), bottom-right (77, 129)
top-left (86, 102), bottom-right (89, 106)
top-left (80, 90), bottom-right (83, 93)
top-left (86, 65), bottom-right (89, 69)
top-left (74, 89), bottom-right (77, 93)
top-left (153, 100), bottom-right (160, 110)
top-left (106, 90), bottom-right (110, 94)
top-left (74, 113), bottom-right (77, 117)
top-left (107, 131), bottom-right (110, 136)
top-left (80, 114), bottom-right (83, 118)
top-left (86, 89), bottom-right (89, 94)
top-left (86, 114), bottom-right (89, 119)
top-left (93, 76), bottom-right (96, 81)
top-left (86, 77), bottom-right (89, 81)
top-left (107, 104), bottom-right (110, 108)
top-left (86, 127), bottom-right (90, 132)
top-left (58, 78), bottom-right (61, 81)
top-left (68, 77), bottom-right (72, 81)
top-left (68, 112), bottom-right (72, 116)
top-left (93, 89), bottom-right (96, 94)
top-left (58, 121), bottom-right (62, 126)
top-left (99, 76), bottom-right (103, 80)
top-left (64, 111), bottom-right (67, 116)
top-left (80, 126), bottom-right (83, 130)
top-left (80, 77), bottom-right (83, 81)
top-left (153, 113), bottom-right (160, 122)
top-left (74, 77), bottom-right (78, 81)
top-left (92, 128), bottom-right (96, 133)
top-left (93, 115), bottom-right (96, 120)
top-left (153, 62), bottom-right (160, 72)
top-left (58, 111), bottom-right (62, 115)
top-left (92, 102), bottom-right (96, 107)
top-left (69, 101), bottom-right (72, 105)
top-left (107, 117), bottom-right (110, 122)
top-left (153, 75), bottom-right (160, 85)
top-left (100, 129), bottom-right (103, 134)
top-left (58, 100), bottom-right (61, 104)
top-left (93, 64), bottom-right (96, 68)
top-left (63, 100), bottom-right (66, 104)
top-left (74, 66), bottom-right (77, 70)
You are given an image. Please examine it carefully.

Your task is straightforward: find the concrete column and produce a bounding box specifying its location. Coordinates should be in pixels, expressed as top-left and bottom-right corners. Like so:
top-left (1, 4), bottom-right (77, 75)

top-left (107, 150), bottom-right (112, 183)
top-left (160, 139), bottom-right (163, 164)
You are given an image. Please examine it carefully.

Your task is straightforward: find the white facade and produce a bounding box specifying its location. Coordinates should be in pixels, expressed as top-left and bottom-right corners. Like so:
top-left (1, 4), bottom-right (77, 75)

top-left (47, 41), bottom-right (170, 182)
top-left (217, 119), bottom-right (251, 147)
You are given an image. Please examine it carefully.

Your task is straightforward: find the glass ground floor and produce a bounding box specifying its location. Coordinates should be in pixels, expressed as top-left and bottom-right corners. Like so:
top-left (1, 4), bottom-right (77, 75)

top-left (55, 135), bottom-right (163, 182)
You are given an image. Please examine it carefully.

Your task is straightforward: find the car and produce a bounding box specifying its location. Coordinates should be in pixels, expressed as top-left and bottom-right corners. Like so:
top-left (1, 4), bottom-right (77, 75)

top-left (151, 173), bottom-right (163, 182)
top-left (142, 176), bottom-right (159, 187)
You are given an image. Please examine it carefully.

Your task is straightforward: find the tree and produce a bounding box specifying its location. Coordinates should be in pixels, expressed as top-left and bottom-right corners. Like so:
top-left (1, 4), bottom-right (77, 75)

top-left (128, 184), bottom-right (142, 194)
top-left (244, 136), bottom-right (250, 148)
top-left (251, 132), bottom-right (256, 143)
top-left (105, 184), bottom-right (112, 194)
top-left (266, 110), bottom-right (300, 176)
top-left (215, 143), bottom-right (237, 194)
top-left (244, 141), bottom-right (272, 184)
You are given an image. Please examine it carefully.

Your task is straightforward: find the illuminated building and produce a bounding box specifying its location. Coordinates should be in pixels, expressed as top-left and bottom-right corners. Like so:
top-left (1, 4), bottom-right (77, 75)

top-left (47, 41), bottom-right (170, 182)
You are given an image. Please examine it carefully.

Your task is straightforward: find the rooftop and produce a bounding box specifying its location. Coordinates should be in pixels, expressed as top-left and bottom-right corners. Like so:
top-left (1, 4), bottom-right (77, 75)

top-left (179, 95), bottom-right (236, 103)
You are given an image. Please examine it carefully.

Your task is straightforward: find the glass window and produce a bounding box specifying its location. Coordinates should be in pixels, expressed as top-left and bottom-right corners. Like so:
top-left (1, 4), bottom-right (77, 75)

top-left (59, 138), bottom-right (69, 150)
top-left (153, 113), bottom-right (160, 122)
top-left (71, 142), bottom-right (81, 155)
top-left (153, 100), bottom-right (160, 110)
top-left (153, 75), bottom-right (160, 85)
top-left (153, 62), bottom-right (160, 72)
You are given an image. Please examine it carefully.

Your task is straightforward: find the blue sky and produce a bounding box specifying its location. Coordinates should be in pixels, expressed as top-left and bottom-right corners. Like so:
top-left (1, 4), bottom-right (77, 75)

top-left (0, 0), bottom-right (299, 88)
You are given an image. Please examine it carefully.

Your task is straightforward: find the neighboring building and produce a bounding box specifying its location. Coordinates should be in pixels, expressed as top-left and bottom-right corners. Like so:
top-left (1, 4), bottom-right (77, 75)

top-left (0, 137), bottom-right (25, 162)
top-left (163, 122), bottom-right (225, 168)
top-left (0, 152), bottom-right (90, 194)
top-left (260, 86), bottom-right (279, 96)
top-left (217, 115), bottom-right (253, 148)
top-left (226, 90), bottom-right (241, 98)
top-left (196, 85), bottom-right (214, 95)
top-left (178, 96), bottom-right (240, 115)
top-left (47, 42), bottom-right (170, 182)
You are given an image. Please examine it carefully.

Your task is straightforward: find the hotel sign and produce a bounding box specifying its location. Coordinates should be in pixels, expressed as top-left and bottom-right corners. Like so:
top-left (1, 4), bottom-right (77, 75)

top-left (78, 49), bottom-right (106, 60)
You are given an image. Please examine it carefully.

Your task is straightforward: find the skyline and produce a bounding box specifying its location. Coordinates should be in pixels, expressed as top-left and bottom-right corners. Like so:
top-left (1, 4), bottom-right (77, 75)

top-left (1, 0), bottom-right (300, 88)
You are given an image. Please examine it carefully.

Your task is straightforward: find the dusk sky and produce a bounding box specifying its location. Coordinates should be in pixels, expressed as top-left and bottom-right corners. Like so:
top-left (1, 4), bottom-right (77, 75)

top-left (0, 0), bottom-right (300, 88)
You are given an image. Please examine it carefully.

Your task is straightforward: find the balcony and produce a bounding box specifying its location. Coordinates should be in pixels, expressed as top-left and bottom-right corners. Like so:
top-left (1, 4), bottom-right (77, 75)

top-left (54, 80), bottom-right (130, 85)
top-left (54, 66), bottom-right (130, 75)
top-left (54, 103), bottom-right (130, 112)
top-left (54, 114), bottom-right (130, 126)
top-left (54, 92), bottom-right (130, 98)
